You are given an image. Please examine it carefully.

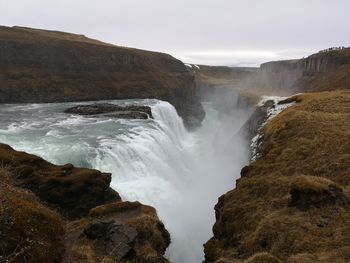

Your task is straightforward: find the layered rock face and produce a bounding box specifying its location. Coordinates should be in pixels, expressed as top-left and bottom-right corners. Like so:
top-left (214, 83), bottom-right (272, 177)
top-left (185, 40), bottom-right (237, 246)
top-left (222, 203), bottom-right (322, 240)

top-left (204, 91), bottom-right (350, 263)
top-left (250, 48), bottom-right (350, 94)
top-left (190, 48), bottom-right (350, 98)
top-left (0, 26), bottom-right (204, 128)
top-left (0, 144), bottom-right (170, 262)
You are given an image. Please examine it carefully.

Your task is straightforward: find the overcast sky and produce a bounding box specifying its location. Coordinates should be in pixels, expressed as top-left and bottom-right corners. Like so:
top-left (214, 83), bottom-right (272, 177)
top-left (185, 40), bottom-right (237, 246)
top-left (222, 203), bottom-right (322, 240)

top-left (1, 0), bottom-right (349, 66)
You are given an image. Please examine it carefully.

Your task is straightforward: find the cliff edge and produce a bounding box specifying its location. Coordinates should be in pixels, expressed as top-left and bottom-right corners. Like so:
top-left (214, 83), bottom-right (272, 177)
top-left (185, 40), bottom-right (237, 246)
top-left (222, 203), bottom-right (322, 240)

top-left (204, 91), bottom-right (350, 263)
top-left (253, 48), bottom-right (350, 95)
top-left (0, 144), bottom-right (170, 262)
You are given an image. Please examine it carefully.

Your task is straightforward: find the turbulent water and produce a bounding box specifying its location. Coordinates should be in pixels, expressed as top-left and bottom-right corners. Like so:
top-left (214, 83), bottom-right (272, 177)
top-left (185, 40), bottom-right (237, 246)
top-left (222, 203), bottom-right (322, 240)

top-left (0, 98), bottom-right (251, 263)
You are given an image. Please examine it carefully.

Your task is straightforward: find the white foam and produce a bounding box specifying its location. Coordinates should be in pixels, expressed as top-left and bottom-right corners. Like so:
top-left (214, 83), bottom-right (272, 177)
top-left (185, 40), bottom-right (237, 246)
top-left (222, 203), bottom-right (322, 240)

top-left (0, 99), bottom-right (251, 263)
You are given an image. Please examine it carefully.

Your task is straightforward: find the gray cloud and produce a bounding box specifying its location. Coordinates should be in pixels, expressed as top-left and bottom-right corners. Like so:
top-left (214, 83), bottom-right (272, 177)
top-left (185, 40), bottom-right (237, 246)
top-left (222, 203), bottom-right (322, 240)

top-left (1, 0), bottom-right (349, 66)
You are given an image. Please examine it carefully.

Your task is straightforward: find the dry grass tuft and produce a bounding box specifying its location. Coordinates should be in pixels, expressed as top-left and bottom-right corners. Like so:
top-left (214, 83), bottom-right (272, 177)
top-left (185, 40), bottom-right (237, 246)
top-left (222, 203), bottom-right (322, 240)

top-left (0, 167), bottom-right (65, 263)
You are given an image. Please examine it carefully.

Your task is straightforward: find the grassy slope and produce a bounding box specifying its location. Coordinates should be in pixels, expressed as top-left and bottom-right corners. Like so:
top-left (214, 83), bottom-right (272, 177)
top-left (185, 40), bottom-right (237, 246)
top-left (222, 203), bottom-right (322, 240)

top-left (204, 91), bottom-right (350, 263)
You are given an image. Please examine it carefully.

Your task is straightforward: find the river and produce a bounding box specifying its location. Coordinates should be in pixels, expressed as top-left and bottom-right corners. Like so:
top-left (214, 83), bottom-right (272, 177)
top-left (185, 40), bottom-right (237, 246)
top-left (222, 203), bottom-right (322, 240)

top-left (0, 98), bottom-right (251, 262)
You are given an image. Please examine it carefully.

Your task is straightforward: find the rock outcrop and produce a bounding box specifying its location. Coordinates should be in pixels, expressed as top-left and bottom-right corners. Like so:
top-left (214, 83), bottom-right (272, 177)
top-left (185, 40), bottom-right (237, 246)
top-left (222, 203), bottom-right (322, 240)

top-left (83, 220), bottom-right (138, 259)
top-left (0, 144), bottom-right (170, 262)
top-left (0, 26), bottom-right (204, 129)
top-left (64, 103), bottom-right (153, 119)
top-left (204, 91), bottom-right (350, 263)
top-left (0, 144), bottom-right (121, 219)
top-left (67, 201), bottom-right (170, 263)
top-left (289, 176), bottom-right (349, 211)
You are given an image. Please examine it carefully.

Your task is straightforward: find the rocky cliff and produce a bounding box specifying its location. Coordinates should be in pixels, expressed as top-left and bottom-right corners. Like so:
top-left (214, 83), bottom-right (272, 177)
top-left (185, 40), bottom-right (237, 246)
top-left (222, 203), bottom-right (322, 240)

top-left (0, 26), bottom-right (204, 129)
top-left (0, 144), bottom-right (170, 263)
top-left (204, 91), bottom-right (350, 263)
top-left (189, 48), bottom-right (350, 98)
top-left (251, 48), bottom-right (350, 94)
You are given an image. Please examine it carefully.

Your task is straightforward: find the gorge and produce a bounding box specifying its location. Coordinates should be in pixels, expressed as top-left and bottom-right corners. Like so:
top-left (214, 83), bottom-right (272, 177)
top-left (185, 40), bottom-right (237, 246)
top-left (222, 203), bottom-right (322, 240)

top-left (0, 95), bottom-right (252, 262)
top-left (1, 25), bottom-right (350, 263)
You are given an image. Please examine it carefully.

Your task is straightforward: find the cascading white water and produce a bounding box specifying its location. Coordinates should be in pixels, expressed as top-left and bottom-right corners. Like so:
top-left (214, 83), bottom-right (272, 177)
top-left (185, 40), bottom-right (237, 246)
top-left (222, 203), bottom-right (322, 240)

top-left (0, 98), bottom-right (251, 263)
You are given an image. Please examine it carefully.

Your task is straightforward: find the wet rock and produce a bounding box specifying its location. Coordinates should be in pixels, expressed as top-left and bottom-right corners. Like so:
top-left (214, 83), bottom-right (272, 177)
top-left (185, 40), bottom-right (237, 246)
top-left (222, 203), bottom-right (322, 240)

top-left (277, 96), bottom-right (298, 105)
top-left (239, 100), bottom-right (275, 160)
top-left (84, 220), bottom-right (137, 260)
top-left (240, 100), bottom-right (274, 141)
top-left (64, 103), bottom-right (153, 119)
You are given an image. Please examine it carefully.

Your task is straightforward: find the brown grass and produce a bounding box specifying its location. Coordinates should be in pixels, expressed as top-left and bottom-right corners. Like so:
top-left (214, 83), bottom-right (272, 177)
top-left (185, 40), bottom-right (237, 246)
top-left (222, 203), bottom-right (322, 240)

top-left (0, 167), bottom-right (65, 263)
top-left (204, 90), bottom-right (350, 263)
top-left (89, 201), bottom-right (144, 218)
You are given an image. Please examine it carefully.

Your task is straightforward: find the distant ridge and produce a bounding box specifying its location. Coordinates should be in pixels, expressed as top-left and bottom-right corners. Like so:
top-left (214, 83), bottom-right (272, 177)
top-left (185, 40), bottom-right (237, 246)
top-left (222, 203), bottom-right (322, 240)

top-left (0, 25), bottom-right (205, 128)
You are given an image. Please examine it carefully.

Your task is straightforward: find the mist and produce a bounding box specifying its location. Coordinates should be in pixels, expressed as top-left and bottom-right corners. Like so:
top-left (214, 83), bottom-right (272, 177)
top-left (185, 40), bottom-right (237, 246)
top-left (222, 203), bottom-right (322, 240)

top-left (155, 91), bottom-right (254, 262)
top-left (0, 92), bottom-right (254, 263)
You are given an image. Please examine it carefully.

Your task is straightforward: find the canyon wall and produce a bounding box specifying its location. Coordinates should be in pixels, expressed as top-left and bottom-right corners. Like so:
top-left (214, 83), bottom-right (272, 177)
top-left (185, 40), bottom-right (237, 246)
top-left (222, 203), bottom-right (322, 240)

top-left (0, 26), bottom-right (204, 128)
top-left (202, 49), bottom-right (350, 263)
top-left (192, 48), bottom-right (350, 97)
top-left (252, 48), bottom-right (350, 94)
top-left (204, 91), bottom-right (350, 263)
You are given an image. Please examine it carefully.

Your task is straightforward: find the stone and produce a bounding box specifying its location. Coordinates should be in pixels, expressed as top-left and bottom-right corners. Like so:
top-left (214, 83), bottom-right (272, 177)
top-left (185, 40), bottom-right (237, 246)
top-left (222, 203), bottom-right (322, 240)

top-left (84, 220), bottom-right (138, 260)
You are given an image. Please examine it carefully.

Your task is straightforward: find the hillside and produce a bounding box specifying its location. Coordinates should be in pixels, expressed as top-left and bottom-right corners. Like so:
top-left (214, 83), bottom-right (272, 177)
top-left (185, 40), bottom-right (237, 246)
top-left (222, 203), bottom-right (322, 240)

top-left (204, 91), bottom-right (350, 263)
top-left (0, 26), bottom-right (204, 128)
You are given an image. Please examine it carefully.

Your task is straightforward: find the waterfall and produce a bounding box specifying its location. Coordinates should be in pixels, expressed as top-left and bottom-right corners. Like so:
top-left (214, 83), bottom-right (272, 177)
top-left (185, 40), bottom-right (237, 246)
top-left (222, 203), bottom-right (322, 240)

top-left (0, 99), bottom-right (251, 263)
